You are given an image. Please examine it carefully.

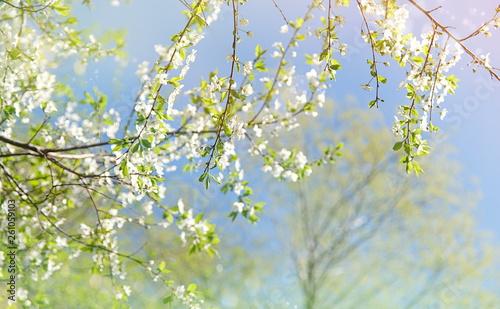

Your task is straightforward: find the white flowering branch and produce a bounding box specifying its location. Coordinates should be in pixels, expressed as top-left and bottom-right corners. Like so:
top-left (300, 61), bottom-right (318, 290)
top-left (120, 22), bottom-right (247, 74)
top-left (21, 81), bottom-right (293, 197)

top-left (2, 1), bottom-right (500, 307)
top-left (408, 0), bottom-right (500, 81)
top-left (249, 2), bottom-right (315, 125)
top-left (405, 26), bottom-right (436, 142)
top-left (356, 0), bottom-right (382, 108)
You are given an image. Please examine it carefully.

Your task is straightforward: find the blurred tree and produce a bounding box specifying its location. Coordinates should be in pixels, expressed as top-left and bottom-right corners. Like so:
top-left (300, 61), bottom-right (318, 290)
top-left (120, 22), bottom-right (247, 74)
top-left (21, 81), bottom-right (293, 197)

top-left (276, 105), bottom-right (500, 308)
top-left (2, 0), bottom-right (500, 307)
top-left (9, 104), bottom-right (499, 309)
top-left (12, 175), bottom-right (265, 309)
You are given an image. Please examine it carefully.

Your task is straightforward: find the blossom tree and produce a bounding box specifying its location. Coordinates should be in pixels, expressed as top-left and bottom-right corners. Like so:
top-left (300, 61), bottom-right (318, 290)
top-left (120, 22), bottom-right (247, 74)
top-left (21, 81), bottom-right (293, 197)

top-left (0, 0), bottom-right (499, 307)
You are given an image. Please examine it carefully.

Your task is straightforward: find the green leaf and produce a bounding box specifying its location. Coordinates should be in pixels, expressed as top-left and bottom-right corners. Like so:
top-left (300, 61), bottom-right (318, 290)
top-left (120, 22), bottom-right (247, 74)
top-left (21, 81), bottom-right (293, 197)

top-left (392, 141), bottom-right (403, 151)
top-left (330, 59), bottom-right (341, 70)
top-left (319, 71), bottom-right (330, 82)
top-left (163, 295), bottom-right (173, 305)
top-left (223, 125), bottom-right (232, 137)
top-left (204, 106), bottom-right (219, 116)
top-left (152, 175), bottom-right (165, 182)
top-left (165, 212), bottom-right (173, 224)
top-left (296, 17), bottom-right (304, 28)
top-left (157, 94), bottom-right (166, 109)
top-left (66, 17), bottom-right (78, 24)
top-left (162, 113), bottom-right (174, 121)
top-left (210, 174), bottom-right (220, 185)
top-left (152, 81), bottom-right (160, 93)
top-left (296, 34), bottom-right (306, 40)
top-left (254, 60), bottom-right (267, 72)
top-left (220, 91), bottom-right (228, 102)
top-left (404, 143), bottom-right (411, 155)
top-left (84, 91), bottom-right (93, 103)
top-left (8, 49), bottom-right (22, 60)
top-left (406, 161), bottom-right (413, 174)
top-left (195, 15), bottom-right (206, 27)
top-left (411, 56), bottom-right (425, 65)
top-left (199, 171), bottom-right (208, 182)
top-left (255, 44), bottom-right (262, 57)
top-left (195, 212), bottom-right (204, 223)
top-left (230, 89), bottom-right (240, 99)
top-left (413, 161), bottom-right (422, 177)
top-left (112, 143), bottom-right (124, 151)
top-left (205, 176), bottom-right (210, 189)
top-left (189, 244), bottom-right (198, 255)
top-left (187, 284), bottom-right (197, 292)
top-left (130, 143), bottom-right (140, 153)
top-left (54, 6), bottom-right (70, 15)
top-left (422, 45), bottom-right (429, 55)
top-left (120, 159), bottom-right (129, 177)
top-left (201, 146), bottom-right (211, 157)
top-left (179, 48), bottom-right (186, 61)
top-left (254, 202), bottom-right (265, 210)
top-left (141, 139), bottom-right (151, 148)
top-left (168, 80), bottom-right (181, 87)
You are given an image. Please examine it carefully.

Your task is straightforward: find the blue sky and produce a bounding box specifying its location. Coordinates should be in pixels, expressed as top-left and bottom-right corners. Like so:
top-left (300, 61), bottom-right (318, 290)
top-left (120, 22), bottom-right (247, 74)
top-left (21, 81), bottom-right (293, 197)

top-left (82, 0), bottom-right (500, 241)
top-left (70, 0), bottom-right (499, 250)
top-left (60, 0), bottom-right (500, 305)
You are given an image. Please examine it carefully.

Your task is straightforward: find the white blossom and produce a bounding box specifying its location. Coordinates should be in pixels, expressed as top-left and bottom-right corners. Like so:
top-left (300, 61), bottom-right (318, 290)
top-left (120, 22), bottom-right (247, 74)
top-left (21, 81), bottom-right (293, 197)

top-left (243, 61), bottom-right (253, 76)
top-left (440, 108), bottom-right (448, 120)
top-left (242, 84), bottom-right (254, 96)
top-left (240, 18), bottom-right (249, 27)
top-left (232, 202), bottom-right (244, 213)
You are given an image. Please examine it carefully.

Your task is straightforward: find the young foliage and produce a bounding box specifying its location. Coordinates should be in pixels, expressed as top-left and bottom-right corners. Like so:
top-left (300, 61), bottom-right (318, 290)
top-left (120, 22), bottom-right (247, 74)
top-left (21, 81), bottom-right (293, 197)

top-left (0, 0), bottom-right (499, 307)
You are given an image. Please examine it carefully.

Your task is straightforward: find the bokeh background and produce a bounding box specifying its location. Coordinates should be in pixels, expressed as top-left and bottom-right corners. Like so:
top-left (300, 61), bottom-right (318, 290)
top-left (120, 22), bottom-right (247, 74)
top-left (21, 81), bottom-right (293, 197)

top-left (42, 0), bottom-right (500, 307)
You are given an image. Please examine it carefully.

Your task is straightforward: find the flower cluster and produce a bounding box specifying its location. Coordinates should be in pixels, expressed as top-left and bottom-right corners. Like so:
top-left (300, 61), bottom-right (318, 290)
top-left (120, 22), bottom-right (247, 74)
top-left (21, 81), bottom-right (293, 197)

top-left (354, 0), bottom-right (498, 174)
top-left (1, 0), bottom-right (498, 307)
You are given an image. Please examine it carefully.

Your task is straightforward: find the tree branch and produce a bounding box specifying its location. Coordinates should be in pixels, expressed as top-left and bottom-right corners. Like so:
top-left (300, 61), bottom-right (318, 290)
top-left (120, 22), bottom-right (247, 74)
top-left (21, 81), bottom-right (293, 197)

top-left (408, 0), bottom-right (500, 81)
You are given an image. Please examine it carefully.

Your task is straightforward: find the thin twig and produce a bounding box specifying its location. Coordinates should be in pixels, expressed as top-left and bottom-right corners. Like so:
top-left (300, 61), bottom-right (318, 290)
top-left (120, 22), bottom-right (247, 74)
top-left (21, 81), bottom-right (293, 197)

top-left (27, 116), bottom-right (49, 144)
top-left (429, 36), bottom-right (450, 124)
top-left (408, 0), bottom-right (500, 81)
top-left (248, 2), bottom-right (316, 125)
top-left (270, 0), bottom-right (288, 24)
top-left (118, 0), bottom-right (205, 169)
top-left (356, 0), bottom-right (381, 107)
top-left (203, 0), bottom-right (239, 175)
top-left (405, 26), bottom-right (437, 142)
